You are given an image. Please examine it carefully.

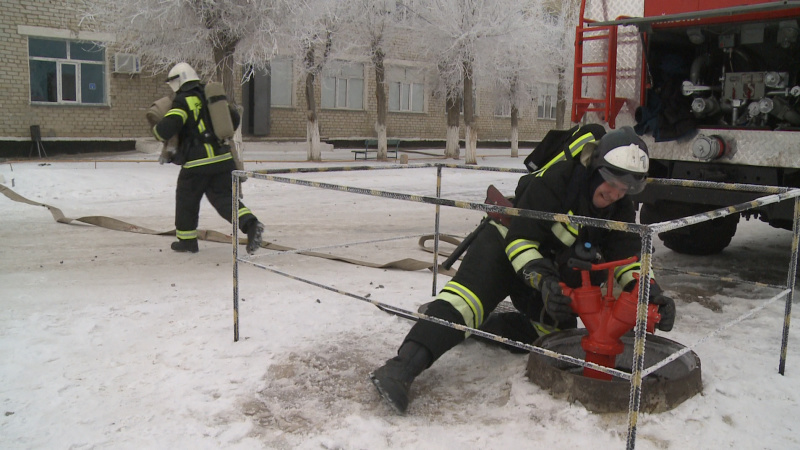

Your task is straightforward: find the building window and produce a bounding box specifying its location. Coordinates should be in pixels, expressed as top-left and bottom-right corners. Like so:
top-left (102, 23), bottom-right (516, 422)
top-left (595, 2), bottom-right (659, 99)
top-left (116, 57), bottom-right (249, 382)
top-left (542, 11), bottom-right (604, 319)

top-left (494, 99), bottom-right (512, 117)
top-left (537, 83), bottom-right (557, 120)
top-left (388, 66), bottom-right (424, 112)
top-left (28, 37), bottom-right (106, 105)
top-left (321, 62), bottom-right (364, 110)
top-left (270, 58), bottom-right (293, 107)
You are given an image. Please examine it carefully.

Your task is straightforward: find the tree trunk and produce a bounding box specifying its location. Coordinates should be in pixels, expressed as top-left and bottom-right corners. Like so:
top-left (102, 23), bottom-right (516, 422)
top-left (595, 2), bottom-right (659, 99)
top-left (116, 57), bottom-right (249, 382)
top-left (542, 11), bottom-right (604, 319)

top-left (445, 96), bottom-right (461, 159)
top-left (463, 62), bottom-right (477, 165)
top-left (211, 38), bottom-right (244, 183)
top-left (304, 47), bottom-right (321, 162)
top-left (556, 67), bottom-right (568, 130)
top-left (212, 40), bottom-right (238, 101)
top-left (511, 104), bottom-right (519, 158)
top-left (374, 48), bottom-right (388, 161)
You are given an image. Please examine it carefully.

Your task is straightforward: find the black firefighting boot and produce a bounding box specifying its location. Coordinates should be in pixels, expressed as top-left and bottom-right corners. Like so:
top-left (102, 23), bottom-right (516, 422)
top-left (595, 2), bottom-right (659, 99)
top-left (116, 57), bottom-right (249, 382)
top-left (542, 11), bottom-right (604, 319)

top-left (246, 221), bottom-right (265, 255)
top-left (171, 238), bottom-right (199, 253)
top-left (369, 341), bottom-right (432, 414)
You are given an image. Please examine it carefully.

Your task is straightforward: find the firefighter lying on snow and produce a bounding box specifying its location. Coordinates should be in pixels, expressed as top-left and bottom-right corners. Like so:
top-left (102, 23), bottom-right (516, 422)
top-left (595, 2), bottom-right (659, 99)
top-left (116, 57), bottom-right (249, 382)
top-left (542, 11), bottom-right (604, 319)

top-left (370, 125), bottom-right (677, 414)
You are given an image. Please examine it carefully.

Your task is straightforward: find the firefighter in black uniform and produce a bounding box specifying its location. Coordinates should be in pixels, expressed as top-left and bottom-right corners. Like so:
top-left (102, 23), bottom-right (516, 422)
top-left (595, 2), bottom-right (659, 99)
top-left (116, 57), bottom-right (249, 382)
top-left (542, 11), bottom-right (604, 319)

top-left (153, 62), bottom-right (264, 254)
top-left (370, 126), bottom-right (677, 414)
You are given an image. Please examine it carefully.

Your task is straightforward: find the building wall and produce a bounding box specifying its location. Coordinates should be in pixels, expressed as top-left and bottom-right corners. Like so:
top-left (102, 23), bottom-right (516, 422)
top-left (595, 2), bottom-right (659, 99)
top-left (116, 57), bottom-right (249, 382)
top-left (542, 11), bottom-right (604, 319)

top-left (1, 0), bottom-right (172, 140)
top-left (1, 0), bottom-right (568, 144)
top-left (269, 63), bottom-right (561, 141)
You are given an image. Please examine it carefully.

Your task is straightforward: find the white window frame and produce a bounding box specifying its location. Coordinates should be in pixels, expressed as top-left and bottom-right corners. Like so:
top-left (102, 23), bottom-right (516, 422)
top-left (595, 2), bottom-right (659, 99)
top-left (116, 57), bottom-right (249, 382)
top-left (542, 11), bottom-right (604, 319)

top-left (321, 62), bottom-right (365, 110)
top-left (387, 66), bottom-right (425, 113)
top-left (494, 99), bottom-right (512, 117)
top-left (27, 36), bottom-right (107, 105)
top-left (537, 83), bottom-right (558, 120)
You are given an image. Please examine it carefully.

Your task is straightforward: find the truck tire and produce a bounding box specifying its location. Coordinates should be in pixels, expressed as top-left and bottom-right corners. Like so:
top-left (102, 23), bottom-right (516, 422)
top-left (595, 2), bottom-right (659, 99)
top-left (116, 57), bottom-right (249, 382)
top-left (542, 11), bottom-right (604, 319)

top-left (639, 201), bottom-right (739, 255)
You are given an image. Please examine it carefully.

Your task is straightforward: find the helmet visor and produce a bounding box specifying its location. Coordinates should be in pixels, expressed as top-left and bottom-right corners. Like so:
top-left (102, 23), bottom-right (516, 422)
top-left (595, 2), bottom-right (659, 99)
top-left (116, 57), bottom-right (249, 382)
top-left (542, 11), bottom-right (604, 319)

top-left (598, 166), bottom-right (647, 195)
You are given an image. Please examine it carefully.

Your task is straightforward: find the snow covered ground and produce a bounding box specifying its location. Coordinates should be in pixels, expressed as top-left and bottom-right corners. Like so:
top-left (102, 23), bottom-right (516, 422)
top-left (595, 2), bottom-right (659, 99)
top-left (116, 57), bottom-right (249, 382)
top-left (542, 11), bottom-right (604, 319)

top-left (1, 141), bottom-right (798, 449)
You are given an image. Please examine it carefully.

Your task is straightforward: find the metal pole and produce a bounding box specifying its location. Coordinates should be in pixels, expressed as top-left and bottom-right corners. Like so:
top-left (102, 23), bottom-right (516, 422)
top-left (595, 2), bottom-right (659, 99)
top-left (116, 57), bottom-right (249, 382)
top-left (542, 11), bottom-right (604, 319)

top-left (232, 171), bottom-right (241, 342)
top-left (779, 197), bottom-right (800, 374)
top-left (432, 165), bottom-right (442, 296)
top-left (626, 228), bottom-right (654, 449)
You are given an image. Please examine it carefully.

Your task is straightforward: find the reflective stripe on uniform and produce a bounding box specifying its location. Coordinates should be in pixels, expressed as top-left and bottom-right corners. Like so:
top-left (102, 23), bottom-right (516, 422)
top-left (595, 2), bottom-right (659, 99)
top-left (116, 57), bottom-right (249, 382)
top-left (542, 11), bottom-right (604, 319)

top-left (176, 229), bottom-right (197, 240)
top-left (614, 262), bottom-right (655, 288)
top-left (506, 239), bottom-right (543, 272)
top-left (164, 108), bottom-right (188, 122)
top-left (551, 210), bottom-right (579, 247)
top-left (489, 219), bottom-right (508, 238)
top-left (238, 207), bottom-right (252, 218)
top-left (535, 130), bottom-right (598, 177)
top-left (437, 281), bottom-right (484, 330)
top-left (532, 321), bottom-right (558, 336)
top-left (182, 152), bottom-right (233, 168)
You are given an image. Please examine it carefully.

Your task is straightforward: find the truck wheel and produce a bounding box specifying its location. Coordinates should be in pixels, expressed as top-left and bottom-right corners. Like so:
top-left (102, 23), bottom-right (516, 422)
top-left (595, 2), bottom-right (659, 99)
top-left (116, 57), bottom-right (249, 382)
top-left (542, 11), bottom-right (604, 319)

top-left (639, 201), bottom-right (739, 255)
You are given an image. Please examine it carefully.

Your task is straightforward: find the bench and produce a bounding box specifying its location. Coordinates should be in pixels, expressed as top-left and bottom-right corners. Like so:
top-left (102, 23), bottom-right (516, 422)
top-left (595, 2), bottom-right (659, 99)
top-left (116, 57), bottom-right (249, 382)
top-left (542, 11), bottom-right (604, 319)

top-left (352, 138), bottom-right (400, 160)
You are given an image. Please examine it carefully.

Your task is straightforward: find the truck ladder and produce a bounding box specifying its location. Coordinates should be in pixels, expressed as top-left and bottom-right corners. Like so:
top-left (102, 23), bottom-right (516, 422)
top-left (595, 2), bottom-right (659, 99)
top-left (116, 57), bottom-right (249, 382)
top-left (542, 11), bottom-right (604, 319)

top-left (571, 1), bottom-right (627, 128)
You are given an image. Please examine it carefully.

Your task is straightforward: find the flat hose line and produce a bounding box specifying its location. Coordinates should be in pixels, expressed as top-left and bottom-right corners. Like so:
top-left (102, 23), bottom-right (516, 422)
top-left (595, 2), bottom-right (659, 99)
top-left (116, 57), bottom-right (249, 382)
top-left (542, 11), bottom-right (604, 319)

top-left (0, 184), bottom-right (457, 276)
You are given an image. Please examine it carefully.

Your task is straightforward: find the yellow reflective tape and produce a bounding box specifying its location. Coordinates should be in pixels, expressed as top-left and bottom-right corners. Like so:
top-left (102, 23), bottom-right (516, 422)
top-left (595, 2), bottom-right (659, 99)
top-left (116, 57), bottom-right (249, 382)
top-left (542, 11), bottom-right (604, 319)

top-left (182, 153), bottom-right (233, 169)
top-left (176, 229), bottom-right (197, 240)
top-left (185, 96), bottom-right (202, 121)
top-left (568, 131), bottom-right (596, 153)
top-left (532, 321), bottom-right (558, 336)
top-left (152, 126), bottom-right (165, 142)
top-left (551, 211), bottom-right (579, 247)
top-left (197, 119), bottom-right (206, 134)
top-left (506, 239), bottom-right (540, 260)
top-left (436, 291), bottom-right (474, 337)
top-left (535, 131), bottom-right (597, 176)
top-left (551, 222), bottom-right (577, 247)
top-left (439, 281), bottom-right (484, 328)
top-left (614, 262), bottom-right (655, 289)
top-left (237, 207), bottom-right (252, 218)
top-left (164, 108), bottom-right (188, 122)
top-left (510, 247), bottom-right (544, 273)
top-left (489, 219), bottom-right (508, 237)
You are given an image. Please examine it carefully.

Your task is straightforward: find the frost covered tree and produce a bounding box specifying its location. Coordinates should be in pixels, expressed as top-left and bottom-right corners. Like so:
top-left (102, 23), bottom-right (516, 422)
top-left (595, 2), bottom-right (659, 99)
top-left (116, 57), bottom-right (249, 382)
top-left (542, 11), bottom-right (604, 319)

top-left (80, 0), bottom-right (282, 101)
top-left (79, 0), bottom-right (284, 162)
top-left (339, 0), bottom-right (402, 161)
top-left (399, 0), bottom-right (560, 164)
top-left (548, 2), bottom-right (580, 130)
top-left (277, 0), bottom-right (347, 161)
top-left (484, 2), bottom-right (569, 157)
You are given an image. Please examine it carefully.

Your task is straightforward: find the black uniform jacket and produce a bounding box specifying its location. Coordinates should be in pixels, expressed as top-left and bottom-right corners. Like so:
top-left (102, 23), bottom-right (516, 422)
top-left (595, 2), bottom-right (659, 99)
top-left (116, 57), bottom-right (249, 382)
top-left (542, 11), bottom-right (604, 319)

top-left (507, 158), bottom-right (642, 288)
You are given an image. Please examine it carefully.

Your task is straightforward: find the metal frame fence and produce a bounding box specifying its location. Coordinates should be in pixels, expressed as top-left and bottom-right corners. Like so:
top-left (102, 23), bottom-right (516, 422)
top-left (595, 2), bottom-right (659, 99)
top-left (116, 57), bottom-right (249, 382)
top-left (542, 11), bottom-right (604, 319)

top-left (231, 163), bottom-right (800, 450)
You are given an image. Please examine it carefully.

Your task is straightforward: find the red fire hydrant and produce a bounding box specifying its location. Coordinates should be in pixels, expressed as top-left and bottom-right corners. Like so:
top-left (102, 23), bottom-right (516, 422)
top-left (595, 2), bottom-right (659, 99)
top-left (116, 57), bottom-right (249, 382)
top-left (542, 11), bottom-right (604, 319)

top-left (561, 257), bottom-right (661, 380)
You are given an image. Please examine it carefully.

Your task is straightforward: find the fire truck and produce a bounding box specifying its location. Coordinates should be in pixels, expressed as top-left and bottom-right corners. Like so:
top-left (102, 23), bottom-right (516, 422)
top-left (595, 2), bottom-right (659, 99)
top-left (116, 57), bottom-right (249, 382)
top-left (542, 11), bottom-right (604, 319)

top-left (572, 0), bottom-right (800, 254)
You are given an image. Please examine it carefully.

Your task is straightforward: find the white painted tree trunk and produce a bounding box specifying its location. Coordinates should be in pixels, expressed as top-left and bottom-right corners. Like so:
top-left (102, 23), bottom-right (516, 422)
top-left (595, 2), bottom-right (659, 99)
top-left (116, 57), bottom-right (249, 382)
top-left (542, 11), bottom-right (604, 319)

top-left (511, 127), bottom-right (519, 158)
top-left (307, 119), bottom-right (321, 161)
top-left (376, 123), bottom-right (388, 161)
top-left (465, 126), bottom-right (477, 165)
top-left (445, 126), bottom-right (460, 159)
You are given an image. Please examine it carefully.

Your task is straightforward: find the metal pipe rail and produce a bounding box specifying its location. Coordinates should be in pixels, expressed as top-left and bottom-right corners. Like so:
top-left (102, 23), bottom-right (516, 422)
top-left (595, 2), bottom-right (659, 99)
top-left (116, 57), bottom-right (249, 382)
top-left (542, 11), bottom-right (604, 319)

top-left (230, 163), bottom-right (800, 450)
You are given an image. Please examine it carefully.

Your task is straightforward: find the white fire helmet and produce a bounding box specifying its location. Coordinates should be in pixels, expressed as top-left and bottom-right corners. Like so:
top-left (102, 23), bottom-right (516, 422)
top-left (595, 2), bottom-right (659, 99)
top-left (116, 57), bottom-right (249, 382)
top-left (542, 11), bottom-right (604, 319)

top-left (591, 126), bottom-right (649, 194)
top-left (166, 62), bottom-right (200, 93)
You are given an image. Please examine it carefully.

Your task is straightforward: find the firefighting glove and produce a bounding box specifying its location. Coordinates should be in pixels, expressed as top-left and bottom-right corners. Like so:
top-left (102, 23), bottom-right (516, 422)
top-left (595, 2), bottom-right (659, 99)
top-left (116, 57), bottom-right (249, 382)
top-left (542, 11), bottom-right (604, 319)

top-left (623, 279), bottom-right (675, 332)
top-left (158, 145), bottom-right (177, 165)
top-left (522, 260), bottom-right (573, 323)
top-left (650, 293), bottom-right (676, 332)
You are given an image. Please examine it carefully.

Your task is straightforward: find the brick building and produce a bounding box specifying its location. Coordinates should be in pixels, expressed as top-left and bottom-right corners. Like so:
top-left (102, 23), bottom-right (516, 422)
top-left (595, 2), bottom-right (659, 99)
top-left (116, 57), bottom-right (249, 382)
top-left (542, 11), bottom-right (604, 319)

top-left (1, 0), bottom-right (569, 156)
